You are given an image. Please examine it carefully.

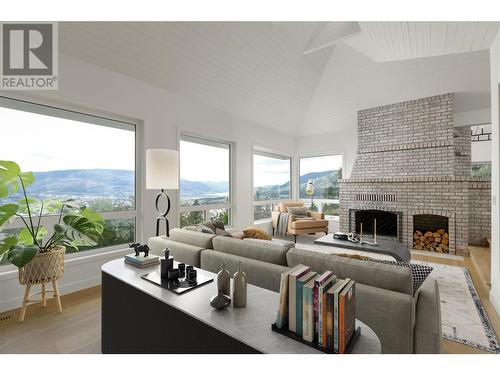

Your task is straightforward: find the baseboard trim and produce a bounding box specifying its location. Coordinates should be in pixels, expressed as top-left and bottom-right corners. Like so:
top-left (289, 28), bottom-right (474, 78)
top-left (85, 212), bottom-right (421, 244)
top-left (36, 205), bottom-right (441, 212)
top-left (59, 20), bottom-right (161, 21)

top-left (490, 289), bottom-right (500, 318)
top-left (0, 276), bottom-right (101, 313)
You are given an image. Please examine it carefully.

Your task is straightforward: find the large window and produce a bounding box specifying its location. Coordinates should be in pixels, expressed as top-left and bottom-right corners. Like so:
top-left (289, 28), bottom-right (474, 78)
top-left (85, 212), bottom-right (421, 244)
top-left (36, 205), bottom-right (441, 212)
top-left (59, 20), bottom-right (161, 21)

top-left (179, 135), bottom-right (232, 227)
top-left (299, 154), bottom-right (342, 216)
top-left (0, 97), bottom-right (137, 266)
top-left (253, 150), bottom-right (291, 221)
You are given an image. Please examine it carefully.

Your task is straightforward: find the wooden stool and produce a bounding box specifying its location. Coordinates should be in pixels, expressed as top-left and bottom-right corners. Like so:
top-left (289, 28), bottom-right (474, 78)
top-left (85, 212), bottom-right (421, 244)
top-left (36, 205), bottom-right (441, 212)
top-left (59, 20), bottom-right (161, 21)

top-left (18, 246), bottom-right (65, 322)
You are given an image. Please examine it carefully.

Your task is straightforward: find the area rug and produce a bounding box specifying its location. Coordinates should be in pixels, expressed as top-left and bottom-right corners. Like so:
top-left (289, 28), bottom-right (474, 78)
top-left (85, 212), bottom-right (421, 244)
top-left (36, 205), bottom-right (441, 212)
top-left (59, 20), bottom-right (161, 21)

top-left (295, 242), bottom-right (500, 353)
top-left (415, 260), bottom-right (500, 353)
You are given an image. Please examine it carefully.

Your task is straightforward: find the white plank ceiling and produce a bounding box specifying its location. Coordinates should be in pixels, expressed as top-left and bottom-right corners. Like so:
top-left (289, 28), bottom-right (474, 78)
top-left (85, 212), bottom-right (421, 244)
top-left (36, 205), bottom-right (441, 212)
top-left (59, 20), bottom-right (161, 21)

top-left (345, 22), bottom-right (499, 62)
top-left (59, 22), bottom-right (498, 136)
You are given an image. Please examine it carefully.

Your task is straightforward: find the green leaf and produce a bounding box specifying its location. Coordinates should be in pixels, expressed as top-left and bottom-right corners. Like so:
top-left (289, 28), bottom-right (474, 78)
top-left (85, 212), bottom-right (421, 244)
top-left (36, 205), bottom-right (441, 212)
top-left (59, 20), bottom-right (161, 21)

top-left (0, 160), bottom-right (21, 197)
top-left (18, 226), bottom-right (47, 245)
top-left (43, 198), bottom-right (64, 214)
top-left (19, 172), bottom-right (35, 188)
top-left (0, 203), bottom-right (18, 229)
top-left (80, 208), bottom-right (104, 225)
top-left (7, 244), bottom-right (38, 268)
top-left (0, 236), bottom-right (18, 256)
top-left (18, 197), bottom-right (42, 214)
top-left (62, 214), bottom-right (104, 249)
top-left (18, 227), bottom-right (34, 245)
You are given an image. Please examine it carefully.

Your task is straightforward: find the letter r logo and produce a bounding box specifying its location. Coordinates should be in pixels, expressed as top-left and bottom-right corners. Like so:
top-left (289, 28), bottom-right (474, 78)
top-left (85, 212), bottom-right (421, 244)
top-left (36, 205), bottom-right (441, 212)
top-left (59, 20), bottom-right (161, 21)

top-left (2, 23), bottom-right (53, 75)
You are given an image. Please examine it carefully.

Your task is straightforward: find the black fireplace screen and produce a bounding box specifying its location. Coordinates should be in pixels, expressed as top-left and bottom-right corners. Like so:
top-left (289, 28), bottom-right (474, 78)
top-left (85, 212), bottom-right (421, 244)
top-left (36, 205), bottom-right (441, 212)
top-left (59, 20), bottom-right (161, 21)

top-left (354, 210), bottom-right (398, 237)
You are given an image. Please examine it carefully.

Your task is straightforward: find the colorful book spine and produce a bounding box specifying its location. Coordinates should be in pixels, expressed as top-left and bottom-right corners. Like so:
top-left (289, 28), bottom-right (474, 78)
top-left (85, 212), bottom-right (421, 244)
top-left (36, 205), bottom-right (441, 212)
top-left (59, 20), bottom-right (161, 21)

top-left (333, 279), bottom-right (350, 352)
top-left (326, 290), bottom-right (334, 349)
top-left (275, 272), bottom-right (289, 329)
top-left (288, 265), bottom-right (310, 333)
top-left (302, 280), bottom-right (315, 342)
top-left (296, 272), bottom-right (316, 337)
top-left (339, 287), bottom-right (346, 354)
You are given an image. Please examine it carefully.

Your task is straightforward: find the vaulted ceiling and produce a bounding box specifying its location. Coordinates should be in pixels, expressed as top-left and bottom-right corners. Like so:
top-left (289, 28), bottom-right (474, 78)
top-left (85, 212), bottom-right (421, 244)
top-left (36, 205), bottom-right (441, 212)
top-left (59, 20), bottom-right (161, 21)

top-left (59, 22), bottom-right (499, 136)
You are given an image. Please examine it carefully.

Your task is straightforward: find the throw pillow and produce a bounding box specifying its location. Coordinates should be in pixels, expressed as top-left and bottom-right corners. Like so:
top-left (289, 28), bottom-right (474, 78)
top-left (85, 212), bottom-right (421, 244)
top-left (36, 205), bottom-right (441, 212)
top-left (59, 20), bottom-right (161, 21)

top-left (243, 226), bottom-right (272, 241)
top-left (368, 259), bottom-right (433, 295)
top-left (197, 224), bottom-right (215, 235)
top-left (182, 225), bottom-right (198, 232)
top-left (335, 253), bottom-right (375, 261)
top-left (215, 228), bottom-right (233, 237)
top-left (200, 220), bottom-right (225, 233)
top-left (287, 206), bottom-right (307, 216)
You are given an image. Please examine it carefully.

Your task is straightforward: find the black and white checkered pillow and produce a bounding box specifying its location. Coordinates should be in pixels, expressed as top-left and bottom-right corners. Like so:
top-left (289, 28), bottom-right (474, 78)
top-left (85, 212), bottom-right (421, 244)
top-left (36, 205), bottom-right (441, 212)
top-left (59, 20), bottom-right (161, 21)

top-left (369, 259), bottom-right (433, 295)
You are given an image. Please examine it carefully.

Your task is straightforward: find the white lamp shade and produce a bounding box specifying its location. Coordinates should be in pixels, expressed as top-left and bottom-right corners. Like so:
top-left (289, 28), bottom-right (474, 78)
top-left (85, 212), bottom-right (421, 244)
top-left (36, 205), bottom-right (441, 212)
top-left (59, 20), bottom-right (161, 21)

top-left (146, 149), bottom-right (179, 189)
top-left (306, 179), bottom-right (314, 195)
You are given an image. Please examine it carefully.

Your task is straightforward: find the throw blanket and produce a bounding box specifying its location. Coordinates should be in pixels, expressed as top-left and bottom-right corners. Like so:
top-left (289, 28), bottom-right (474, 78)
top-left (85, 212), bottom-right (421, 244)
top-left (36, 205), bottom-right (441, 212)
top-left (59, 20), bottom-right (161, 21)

top-left (275, 212), bottom-right (290, 236)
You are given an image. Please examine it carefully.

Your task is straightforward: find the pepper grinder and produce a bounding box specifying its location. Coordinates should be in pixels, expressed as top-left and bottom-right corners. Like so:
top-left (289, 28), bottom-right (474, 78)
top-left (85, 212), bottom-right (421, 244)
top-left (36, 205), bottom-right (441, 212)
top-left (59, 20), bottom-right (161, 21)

top-left (161, 248), bottom-right (174, 279)
top-left (233, 261), bottom-right (247, 308)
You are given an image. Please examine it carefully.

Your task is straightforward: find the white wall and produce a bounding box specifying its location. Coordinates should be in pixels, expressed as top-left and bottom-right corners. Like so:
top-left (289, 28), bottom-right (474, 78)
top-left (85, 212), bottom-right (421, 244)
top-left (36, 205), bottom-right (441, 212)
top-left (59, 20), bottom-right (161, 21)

top-left (0, 54), bottom-right (295, 312)
top-left (489, 30), bottom-right (500, 316)
top-left (295, 127), bottom-right (357, 178)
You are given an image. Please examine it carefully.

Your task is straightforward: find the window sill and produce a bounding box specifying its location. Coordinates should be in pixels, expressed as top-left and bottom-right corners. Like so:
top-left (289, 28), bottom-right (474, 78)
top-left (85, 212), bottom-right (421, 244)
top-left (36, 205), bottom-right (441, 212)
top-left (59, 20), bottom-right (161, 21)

top-left (253, 218), bottom-right (272, 225)
top-left (0, 245), bottom-right (130, 281)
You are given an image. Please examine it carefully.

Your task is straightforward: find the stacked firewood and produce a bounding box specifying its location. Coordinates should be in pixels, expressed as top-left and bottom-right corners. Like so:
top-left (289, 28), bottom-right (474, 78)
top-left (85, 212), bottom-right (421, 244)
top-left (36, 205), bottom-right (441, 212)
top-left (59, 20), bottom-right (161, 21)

top-left (413, 229), bottom-right (449, 253)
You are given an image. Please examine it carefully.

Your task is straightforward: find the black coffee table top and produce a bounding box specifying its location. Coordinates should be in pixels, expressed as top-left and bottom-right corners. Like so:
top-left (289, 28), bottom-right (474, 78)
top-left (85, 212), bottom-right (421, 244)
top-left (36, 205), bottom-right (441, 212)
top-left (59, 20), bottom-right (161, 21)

top-left (314, 235), bottom-right (411, 262)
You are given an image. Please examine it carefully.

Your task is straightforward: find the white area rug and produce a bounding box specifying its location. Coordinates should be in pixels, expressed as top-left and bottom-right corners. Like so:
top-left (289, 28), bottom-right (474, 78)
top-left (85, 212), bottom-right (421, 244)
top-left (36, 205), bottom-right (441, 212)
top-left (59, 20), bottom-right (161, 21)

top-left (294, 242), bottom-right (500, 353)
top-left (416, 260), bottom-right (500, 353)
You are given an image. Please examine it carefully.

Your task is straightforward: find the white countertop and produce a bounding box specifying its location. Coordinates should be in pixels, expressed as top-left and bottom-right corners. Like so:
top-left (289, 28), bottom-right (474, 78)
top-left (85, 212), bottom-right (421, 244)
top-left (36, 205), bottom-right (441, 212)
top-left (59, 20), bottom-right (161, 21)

top-left (102, 258), bottom-right (381, 354)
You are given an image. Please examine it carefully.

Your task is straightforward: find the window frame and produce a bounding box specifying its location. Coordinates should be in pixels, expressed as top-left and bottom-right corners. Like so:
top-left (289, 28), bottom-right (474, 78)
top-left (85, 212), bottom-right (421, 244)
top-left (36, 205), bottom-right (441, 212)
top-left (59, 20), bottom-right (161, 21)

top-left (297, 152), bottom-right (345, 217)
top-left (178, 133), bottom-right (234, 228)
top-left (252, 147), bottom-right (293, 223)
top-left (0, 95), bottom-right (142, 268)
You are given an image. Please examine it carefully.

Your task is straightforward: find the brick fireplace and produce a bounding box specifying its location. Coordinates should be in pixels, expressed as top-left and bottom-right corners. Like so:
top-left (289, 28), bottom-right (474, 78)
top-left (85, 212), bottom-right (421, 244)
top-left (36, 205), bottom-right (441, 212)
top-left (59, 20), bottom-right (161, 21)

top-left (339, 93), bottom-right (473, 255)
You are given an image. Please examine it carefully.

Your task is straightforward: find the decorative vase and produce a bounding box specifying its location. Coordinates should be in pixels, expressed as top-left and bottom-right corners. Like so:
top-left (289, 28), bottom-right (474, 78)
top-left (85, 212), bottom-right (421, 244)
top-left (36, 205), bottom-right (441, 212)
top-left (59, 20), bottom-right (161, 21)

top-left (210, 290), bottom-right (231, 310)
top-left (232, 261), bottom-right (247, 308)
top-left (217, 263), bottom-right (231, 296)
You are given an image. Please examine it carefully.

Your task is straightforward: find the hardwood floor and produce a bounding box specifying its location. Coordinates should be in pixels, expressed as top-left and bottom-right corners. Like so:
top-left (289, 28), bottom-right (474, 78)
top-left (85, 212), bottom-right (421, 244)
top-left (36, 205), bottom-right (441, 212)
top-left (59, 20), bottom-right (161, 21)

top-left (0, 246), bottom-right (498, 354)
top-left (0, 286), bottom-right (101, 354)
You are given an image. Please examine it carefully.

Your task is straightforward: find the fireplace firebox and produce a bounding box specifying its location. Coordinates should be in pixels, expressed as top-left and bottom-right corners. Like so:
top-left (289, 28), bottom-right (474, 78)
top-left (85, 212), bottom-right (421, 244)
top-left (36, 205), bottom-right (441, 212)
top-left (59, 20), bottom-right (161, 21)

top-left (349, 209), bottom-right (401, 240)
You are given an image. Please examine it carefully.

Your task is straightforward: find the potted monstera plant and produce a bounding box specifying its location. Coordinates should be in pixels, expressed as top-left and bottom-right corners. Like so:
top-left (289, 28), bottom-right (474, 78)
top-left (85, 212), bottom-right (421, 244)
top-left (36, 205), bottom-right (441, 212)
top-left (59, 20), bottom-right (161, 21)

top-left (0, 160), bottom-right (104, 286)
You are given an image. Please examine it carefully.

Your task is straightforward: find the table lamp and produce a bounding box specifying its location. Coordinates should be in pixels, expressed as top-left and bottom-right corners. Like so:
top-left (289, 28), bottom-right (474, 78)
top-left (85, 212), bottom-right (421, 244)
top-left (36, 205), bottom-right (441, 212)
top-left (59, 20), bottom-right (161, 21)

top-left (146, 149), bottom-right (179, 237)
top-left (306, 179), bottom-right (315, 208)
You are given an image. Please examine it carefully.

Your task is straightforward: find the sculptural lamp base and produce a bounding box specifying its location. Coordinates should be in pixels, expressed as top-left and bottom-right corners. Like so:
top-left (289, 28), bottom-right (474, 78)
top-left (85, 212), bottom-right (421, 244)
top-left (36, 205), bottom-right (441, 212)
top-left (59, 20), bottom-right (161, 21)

top-left (155, 189), bottom-right (171, 237)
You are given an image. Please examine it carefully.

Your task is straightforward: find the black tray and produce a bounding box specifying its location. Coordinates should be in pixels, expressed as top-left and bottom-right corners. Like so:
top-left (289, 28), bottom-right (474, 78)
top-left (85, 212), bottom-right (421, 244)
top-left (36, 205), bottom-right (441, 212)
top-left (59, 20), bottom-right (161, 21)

top-left (141, 269), bottom-right (213, 295)
top-left (271, 323), bottom-right (360, 354)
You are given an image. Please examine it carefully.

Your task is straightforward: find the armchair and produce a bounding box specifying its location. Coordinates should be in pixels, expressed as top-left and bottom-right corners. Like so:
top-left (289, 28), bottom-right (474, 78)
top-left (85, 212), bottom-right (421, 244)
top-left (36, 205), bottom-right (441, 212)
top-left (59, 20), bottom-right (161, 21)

top-left (271, 201), bottom-right (329, 242)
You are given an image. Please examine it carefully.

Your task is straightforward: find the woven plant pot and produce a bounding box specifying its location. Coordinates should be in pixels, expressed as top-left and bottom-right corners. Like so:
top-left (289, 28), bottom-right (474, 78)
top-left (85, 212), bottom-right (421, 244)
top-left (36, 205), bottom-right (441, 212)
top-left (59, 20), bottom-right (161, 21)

top-left (18, 245), bottom-right (66, 286)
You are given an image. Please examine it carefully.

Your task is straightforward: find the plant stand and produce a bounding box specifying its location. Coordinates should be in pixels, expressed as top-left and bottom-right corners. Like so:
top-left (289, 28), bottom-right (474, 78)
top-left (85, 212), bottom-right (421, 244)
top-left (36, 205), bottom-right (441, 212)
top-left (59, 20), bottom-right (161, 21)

top-left (18, 246), bottom-right (65, 322)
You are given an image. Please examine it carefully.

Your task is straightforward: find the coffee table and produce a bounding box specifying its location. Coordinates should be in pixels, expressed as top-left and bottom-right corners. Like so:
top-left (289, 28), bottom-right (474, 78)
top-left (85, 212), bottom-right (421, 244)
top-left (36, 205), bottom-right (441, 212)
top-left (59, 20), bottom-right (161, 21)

top-left (314, 234), bottom-right (411, 262)
top-left (101, 259), bottom-right (381, 354)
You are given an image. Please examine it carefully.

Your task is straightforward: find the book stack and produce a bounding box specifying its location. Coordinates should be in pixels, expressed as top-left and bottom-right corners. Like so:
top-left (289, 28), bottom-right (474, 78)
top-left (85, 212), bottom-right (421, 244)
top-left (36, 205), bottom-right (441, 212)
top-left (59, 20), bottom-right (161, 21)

top-left (275, 265), bottom-right (356, 353)
top-left (124, 253), bottom-right (160, 268)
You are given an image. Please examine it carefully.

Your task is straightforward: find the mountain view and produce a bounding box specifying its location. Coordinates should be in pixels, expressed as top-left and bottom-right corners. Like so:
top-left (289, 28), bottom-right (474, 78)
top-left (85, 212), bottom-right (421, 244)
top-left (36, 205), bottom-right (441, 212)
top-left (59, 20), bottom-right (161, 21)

top-left (254, 169), bottom-right (342, 201)
top-left (0, 168), bottom-right (341, 208)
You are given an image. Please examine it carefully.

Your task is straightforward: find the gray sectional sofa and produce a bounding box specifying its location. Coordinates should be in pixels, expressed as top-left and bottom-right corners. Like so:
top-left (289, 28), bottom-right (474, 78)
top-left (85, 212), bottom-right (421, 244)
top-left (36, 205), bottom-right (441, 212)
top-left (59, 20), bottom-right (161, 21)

top-left (148, 228), bottom-right (442, 354)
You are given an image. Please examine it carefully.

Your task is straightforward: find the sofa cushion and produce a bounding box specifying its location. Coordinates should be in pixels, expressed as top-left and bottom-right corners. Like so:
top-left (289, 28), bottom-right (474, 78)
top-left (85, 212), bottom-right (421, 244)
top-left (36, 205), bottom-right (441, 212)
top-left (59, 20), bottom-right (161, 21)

top-left (147, 237), bottom-right (204, 267)
top-left (201, 250), bottom-right (290, 292)
top-left (287, 206), bottom-right (307, 216)
top-left (212, 235), bottom-right (288, 266)
top-left (291, 219), bottom-right (328, 229)
top-left (277, 201), bottom-right (304, 213)
top-left (169, 228), bottom-right (215, 249)
top-left (243, 226), bottom-right (272, 240)
top-left (286, 247), bottom-right (413, 295)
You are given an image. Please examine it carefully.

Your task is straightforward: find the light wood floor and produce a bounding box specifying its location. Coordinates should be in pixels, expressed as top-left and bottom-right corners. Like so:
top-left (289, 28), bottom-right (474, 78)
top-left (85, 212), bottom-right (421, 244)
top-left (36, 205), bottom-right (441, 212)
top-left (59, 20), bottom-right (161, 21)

top-left (0, 246), bottom-right (498, 354)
